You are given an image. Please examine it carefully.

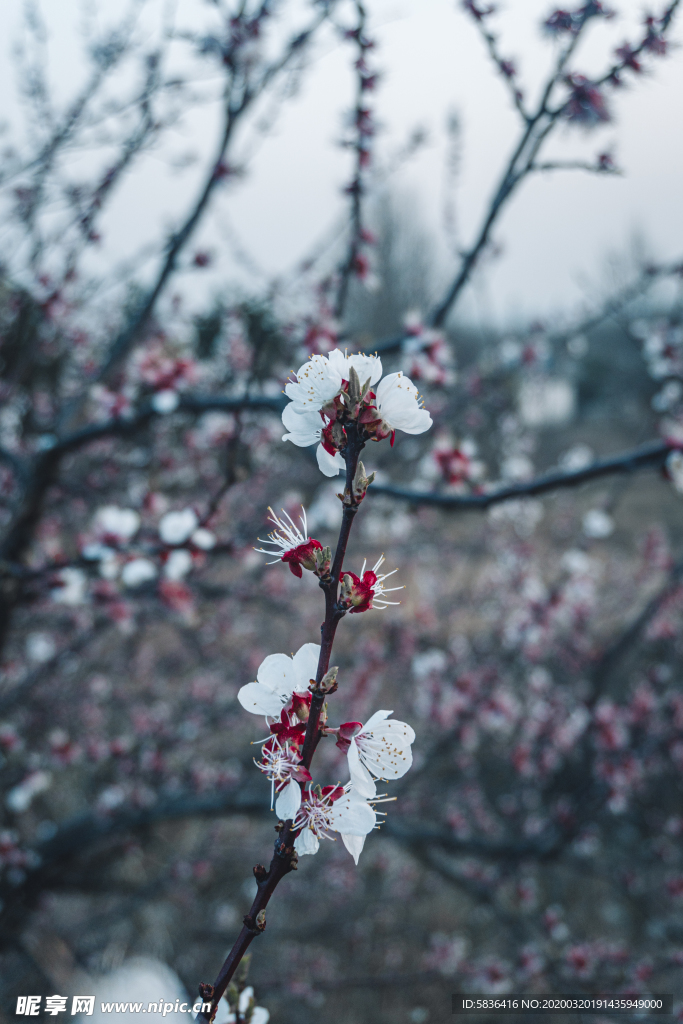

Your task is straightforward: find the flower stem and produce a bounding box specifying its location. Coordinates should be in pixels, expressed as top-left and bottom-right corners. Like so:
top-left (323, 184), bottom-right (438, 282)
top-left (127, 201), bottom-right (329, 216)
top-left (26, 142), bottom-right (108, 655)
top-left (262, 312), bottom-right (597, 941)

top-left (196, 427), bottom-right (366, 1021)
top-left (196, 823), bottom-right (297, 1020)
top-left (302, 426), bottom-right (365, 768)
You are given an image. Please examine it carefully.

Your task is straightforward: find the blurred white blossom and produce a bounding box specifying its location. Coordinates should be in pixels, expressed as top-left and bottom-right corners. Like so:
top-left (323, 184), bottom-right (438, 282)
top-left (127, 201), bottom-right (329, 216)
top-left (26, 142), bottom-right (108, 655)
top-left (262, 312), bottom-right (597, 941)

top-left (121, 558), bottom-right (158, 587)
top-left (582, 509), bottom-right (614, 539)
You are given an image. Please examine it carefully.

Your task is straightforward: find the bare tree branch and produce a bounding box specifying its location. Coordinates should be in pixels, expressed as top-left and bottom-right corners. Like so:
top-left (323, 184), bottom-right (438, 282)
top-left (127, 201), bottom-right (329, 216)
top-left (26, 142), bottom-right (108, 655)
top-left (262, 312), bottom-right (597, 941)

top-left (370, 440), bottom-right (673, 509)
top-left (90, 9), bottom-right (333, 390)
top-left (427, 1), bottom-right (680, 330)
top-left (358, 256), bottom-right (683, 357)
top-left (530, 159), bottom-right (621, 175)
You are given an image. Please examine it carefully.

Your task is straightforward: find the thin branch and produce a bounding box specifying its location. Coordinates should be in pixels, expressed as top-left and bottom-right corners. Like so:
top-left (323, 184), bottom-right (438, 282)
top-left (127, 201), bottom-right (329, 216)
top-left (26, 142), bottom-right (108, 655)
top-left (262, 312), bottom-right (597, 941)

top-left (471, 24), bottom-right (530, 123)
top-left (427, 15), bottom-right (588, 330)
top-left (530, 159), bottom-right (621, 175)
top-left (51, 393), bottom-right (286, 460)
top-left (358, 257), bottom-right (683, 357)
top-left (91, 10), bottom-right (331, 390)
top-left (5, 4), bottom-right (139, 187)
top-left (369, 440), bottom-right (673, 510)
top-left (34, 788), bottom-right (269, 871)
top-left (0, 787), bottom-right (271, 937)
top-left (546, 258), bottom-right (683, 349)
top-left (334, 1), bottom-right (373, 320)
top-left (592, 0), bottom-right (681, 91)
top-left (427, 1), bottom-right (680, 330)
top-left (195, 421), bottom-right (368, 1021)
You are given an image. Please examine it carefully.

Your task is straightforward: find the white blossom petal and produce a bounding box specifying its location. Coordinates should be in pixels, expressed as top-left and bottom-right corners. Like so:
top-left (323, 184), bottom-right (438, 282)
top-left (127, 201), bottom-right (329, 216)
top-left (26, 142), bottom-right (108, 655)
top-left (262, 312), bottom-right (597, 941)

top-left (151, 389), bottom-right (179, 413)
top-left (238, 989), bottom-right (254, 1014)
top-left (358, 718), bottom-right (415, 780)
top-left (317, 444), bottom-right (344, 476)
top-left (348, 711), bottom-right (416, 784)
top-left (329, 791), bottom-right (376, 836)
top-left (275, 779), bottom-right (301, 820)
top-left (94, 505), bottom-right (140, 541)
top-left (191, 527), bottom-right (216, 550)
top-left (376, 372), bottom-right (432, 434)
top-left (159, 509), bottom-right (199, 545)
top-left (291, 643), bottom-right (320, 691)
top-left (328, 350), bottom-right (382, 386)
top-left (121, 558), bottom-right (157, 588)
top-left (51, 568), bottom-right (87, 606)
top-left (238, 644), bottom-right (321, 717)
top-left (285, 354), bottom-right (343, 410)
top-left (361, 709), bottom-right (393, 731)
top-left (294, 825), bottom-right (320, 857)
top-left (347, 739), bottom-right (377, 798)
top-left (237, 682), bottom-right (284, 717)
top-left (341, 833), bottom-right (367, 865)
top-left (164, 549), bottom-right (193, 580)
top-left (281, 404), bottom-right (322, 447)
top-left (257, 653), bottom-right (301, 696)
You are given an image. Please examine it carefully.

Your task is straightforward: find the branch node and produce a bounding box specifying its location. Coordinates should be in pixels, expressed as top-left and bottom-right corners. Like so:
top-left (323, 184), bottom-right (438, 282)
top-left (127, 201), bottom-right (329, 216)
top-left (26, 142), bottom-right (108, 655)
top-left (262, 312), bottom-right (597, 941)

top-left (242, 909), bottom-right (266, 935)
top-left (310, 665), bottom-right (339, 697)
top-left (253, 863), bottom-right (268, 882)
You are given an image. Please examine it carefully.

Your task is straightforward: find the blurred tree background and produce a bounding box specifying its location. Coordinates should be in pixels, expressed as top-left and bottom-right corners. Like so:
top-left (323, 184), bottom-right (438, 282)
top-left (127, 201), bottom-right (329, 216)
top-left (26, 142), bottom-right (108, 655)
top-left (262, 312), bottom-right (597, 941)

top-left (1, 2), bottom-right (683, 1023)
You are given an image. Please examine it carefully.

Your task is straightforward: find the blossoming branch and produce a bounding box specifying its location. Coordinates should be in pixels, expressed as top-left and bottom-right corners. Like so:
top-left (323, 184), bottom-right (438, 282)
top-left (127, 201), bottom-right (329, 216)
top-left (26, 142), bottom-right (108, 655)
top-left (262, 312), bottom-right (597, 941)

top-left (195, 351), bottom-right (429, 1020)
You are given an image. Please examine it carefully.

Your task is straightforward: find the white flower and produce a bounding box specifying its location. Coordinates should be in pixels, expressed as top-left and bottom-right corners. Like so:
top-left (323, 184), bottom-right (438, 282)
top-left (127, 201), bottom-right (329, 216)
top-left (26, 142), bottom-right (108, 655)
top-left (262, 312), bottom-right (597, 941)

top-left (327, 350), bottom-right (383, 390)
top-left (284, 353), bottom-right (344, 410)
top-left (51, 568), bottom-right (87, 606)
top-left (375, 372), bottom-right (432, 435)
top-left (342, 710), bottom-right (415, 798)
top-left (281, 403), bottom-right (345, 477)
top-left (254, 506), bottom-right (326, 576)
top-left (560, 444), bottom-right (594, 471)
top-left (93, 505), bottom-right (140, 543)
top-left (561, 549), bottom-right (594, 576)
top-left (340, 555), bottom-right (403, 613)
top-left (255, 506), bottom-right (310, 564)
top-left (164, 549), bottom-right (193, 580)
top-left (151, 389), bottom-right (179, 413)
top-left (191, 527), bottom-right (216, 550)
top-left (159, 509), bottom-right (199, 545)
top-left (284, 351), bottom-right (381, 412)
top-left (293, 784), bottom-right (376, 864)
top-left (411, 649), bottom-right (447, 681)
top-left (254, 737), bottom-right (311, 818)
top-left (121, 557), bottom-right (158, 587)
top-left (582, 509), bottom-right (614, 539)
top-left (281, 350), bottom-right (429, 478)
top-left (275, 778), bottom-right (302, 820)
top-left (237, 643), bottom-right (320, 717)
top-left (81, 541), bottom-right (114, 562)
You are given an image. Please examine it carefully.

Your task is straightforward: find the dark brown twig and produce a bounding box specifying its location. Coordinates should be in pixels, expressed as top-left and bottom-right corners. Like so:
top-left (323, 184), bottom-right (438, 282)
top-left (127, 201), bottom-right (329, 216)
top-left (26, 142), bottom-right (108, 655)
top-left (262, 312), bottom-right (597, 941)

top-left (195, 422), bottom-right (368, 1022)
top-left (370, 439), bottom-right (673, 509)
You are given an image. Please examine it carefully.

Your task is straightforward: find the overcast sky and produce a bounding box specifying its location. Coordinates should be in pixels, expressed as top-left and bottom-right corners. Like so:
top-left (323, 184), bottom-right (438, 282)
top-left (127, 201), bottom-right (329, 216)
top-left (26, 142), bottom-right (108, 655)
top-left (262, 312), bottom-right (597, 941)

top-left (1, 0), bottom-right (682, 327)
